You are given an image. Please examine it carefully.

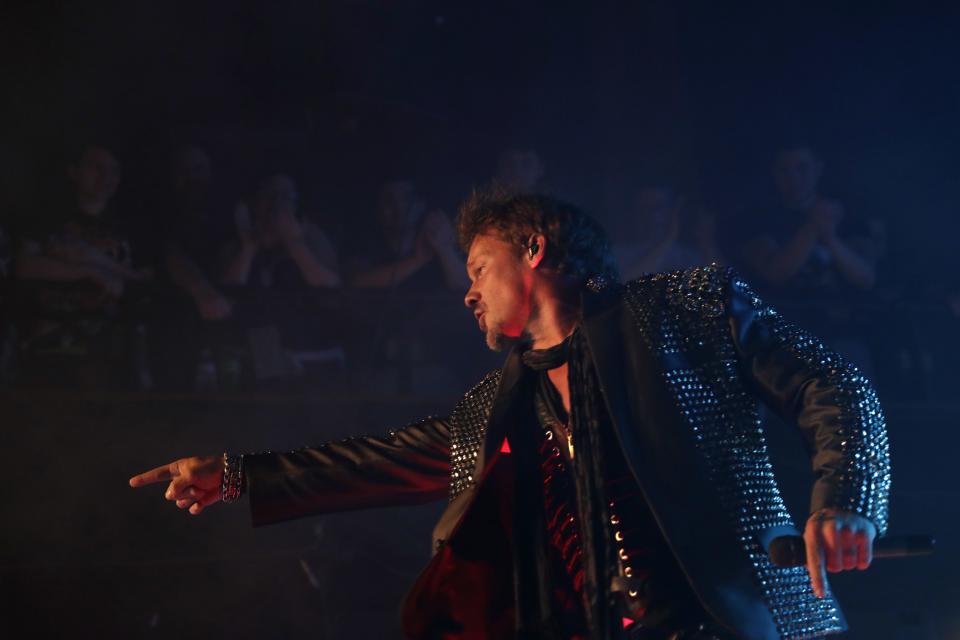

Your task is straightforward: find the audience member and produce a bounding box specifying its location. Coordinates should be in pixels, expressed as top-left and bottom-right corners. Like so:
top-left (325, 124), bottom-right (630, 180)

top-left (12, 141), bottom-right (155, 388)
top-left (613, 183), bottom-right (725, 280)
top-left (348, 180), bottom-right (467, 291)
top-left (213, 174), bottom-right (343, 387)
top-left (15, 143), bottom-right (152, 315)
top-left (220, 174), bottom-right (340, 289)
top-left (740, 144), bottom-right (883, 294)
top-left (163, 146), bottom-right (234, 321)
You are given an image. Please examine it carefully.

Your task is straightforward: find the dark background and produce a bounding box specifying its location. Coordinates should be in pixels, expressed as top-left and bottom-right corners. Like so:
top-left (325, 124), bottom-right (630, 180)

top-left (1, 1), bottom-right (957, 638)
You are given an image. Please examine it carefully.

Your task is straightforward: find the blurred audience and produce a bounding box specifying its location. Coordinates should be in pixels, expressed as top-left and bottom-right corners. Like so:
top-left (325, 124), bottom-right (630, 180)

top-left (348, 180), bottom-right (467, 291)
top-left (613, 182), bottom-right (725, 280)
top-left (740, 145), bottom-right (884, 294)
top-left (1, 133), bottom-right (939, 397)
top-left (163, 146), bottom-right (234, 321)
top-left (220, 174), bottom-right (340, 289)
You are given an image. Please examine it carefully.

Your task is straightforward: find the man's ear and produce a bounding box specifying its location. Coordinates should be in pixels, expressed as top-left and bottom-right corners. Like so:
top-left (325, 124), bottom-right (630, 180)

top-left (526, 233), bottom-right (546, 269)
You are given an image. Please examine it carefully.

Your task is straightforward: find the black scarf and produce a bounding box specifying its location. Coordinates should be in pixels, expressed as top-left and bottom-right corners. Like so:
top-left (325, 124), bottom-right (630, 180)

top-left (520, 330), bottom-right (617, 640)
top-left (521, 335), bottom-right (571, 372)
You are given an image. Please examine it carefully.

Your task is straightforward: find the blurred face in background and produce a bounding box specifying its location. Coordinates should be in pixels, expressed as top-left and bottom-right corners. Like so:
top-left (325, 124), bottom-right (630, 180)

top-left (174, 146), bottom-right (212, 193)
top-left (69, 146), bottom-right (121, 210)
top-left (495, 149), bottom-right (544, 193)
top-left (254, 174), bottom-right (299, 246)
top-left (378, 180), bottom-right (425, 255)
top-left (774, 147), bottom-right (822, 210)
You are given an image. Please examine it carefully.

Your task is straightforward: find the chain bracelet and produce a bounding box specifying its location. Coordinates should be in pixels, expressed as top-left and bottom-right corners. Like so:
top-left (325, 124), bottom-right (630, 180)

top-left (221, 453), bottom-right (245, 503)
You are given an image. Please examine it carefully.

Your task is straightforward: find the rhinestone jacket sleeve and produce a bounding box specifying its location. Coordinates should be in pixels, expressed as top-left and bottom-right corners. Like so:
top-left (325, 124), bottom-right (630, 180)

top-left (245, 417), bottom-right (452, 527)
top-left (724, 269), bottom-right (890, 536)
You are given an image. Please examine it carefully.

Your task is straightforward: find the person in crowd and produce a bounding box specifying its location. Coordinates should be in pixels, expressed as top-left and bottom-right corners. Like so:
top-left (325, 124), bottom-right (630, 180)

top-left (613, 182), bottom-right (725, 280)
top-left (220, 174), bottom-right (340, 290)
top-left (15, 142), bottom-right (152, 314)
top-left (12, 141), bottom-right (154, 387)
top-left (215, 174), bottom-right (342, 384)
top-left (740, 144), bottom-right (883, 294)
top-left (163, 145), bottom-right (234, 321)
top-left (348, 179), bottom-right (467, 291)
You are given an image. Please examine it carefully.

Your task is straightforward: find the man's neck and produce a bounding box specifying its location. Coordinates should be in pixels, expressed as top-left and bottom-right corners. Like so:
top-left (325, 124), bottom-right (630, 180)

top-left (528, 284), bottom-right (581, 350)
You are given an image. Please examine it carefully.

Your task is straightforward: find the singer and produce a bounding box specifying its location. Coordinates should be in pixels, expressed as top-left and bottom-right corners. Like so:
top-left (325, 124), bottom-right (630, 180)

top-left (130, 190), bottom-right (891, 640)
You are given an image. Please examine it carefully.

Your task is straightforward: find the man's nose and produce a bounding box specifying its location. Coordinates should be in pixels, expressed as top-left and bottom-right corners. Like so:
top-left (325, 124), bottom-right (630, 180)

top-left (464, 287), bottom-right (479, 310)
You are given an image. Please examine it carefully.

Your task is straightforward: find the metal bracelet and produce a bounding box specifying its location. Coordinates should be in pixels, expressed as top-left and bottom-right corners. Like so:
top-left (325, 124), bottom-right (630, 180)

top-left (221, 452), bottom-right (245, 503)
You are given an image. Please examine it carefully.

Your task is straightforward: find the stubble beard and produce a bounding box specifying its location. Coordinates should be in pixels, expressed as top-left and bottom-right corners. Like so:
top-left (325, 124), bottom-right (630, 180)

top-left (484, 322), bottom-right (526, 353)
top-left (486, 328), bottom-right (508, 352)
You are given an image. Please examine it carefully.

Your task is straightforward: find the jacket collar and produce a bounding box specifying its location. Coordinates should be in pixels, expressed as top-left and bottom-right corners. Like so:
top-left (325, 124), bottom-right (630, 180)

top-left (477, 282), bottom-right (625, 475)
top-left (476, 344), bottom-right (532, 474)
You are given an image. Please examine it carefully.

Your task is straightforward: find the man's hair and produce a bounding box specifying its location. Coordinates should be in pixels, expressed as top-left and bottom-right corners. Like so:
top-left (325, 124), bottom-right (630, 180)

top-left (457, 188), bottom-right (620, 284)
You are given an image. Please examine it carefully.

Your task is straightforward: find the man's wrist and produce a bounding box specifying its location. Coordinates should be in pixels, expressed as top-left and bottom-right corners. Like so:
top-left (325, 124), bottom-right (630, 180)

top-left (221, 452), bottom-right (245, 503)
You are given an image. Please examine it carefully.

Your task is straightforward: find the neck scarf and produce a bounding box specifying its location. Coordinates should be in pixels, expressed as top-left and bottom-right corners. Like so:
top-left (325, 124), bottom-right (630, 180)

top-left (521, 334), bottom-right (572, 371)
top-left (519, 329), bottom-right (618, 639)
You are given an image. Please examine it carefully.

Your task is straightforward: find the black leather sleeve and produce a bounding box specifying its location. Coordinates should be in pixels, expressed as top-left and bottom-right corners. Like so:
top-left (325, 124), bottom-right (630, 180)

top-left (724, 270), bottom-right (891, 535)
top-left (244, 417), bottom-right (451, 527)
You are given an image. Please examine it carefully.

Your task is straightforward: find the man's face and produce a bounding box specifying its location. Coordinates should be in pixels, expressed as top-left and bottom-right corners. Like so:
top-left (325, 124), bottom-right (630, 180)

top-left (464, 232), bottom-right (534, 351)
top-left (70, 147), bottom-right (121, 204)
top-left (175, 147), bottom-right (212, 190)
top-left (254, 175), bottom-right (298, 246)
top-left (774, 148), bottom-right (822, 209)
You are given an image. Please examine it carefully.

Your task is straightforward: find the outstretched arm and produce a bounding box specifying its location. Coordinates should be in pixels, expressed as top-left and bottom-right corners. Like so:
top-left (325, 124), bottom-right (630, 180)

top-left (723, 268), bottom-right (890, 595)
top-left (244, 417), bottom-right (451, 526)
top-left (128, 417), bottom-right (452, 525)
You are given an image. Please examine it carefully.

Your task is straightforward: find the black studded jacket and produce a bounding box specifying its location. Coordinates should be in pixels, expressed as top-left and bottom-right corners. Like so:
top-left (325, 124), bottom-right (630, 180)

top-left (243, 265), bottom-right (890, 640)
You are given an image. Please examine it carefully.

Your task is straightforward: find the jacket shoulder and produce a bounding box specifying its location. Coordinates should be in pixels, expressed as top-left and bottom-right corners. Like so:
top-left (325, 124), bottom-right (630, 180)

top-left (451, 369), bottom-right (501, 417)
top-left (624, 263), bottom-right (738, 318)
top-left (448, 368), bottom-right (501, 499)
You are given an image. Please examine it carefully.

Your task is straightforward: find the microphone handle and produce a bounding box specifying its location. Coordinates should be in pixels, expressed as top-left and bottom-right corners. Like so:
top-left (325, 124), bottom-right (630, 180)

top-left (768, 534), bottom-right (935, 568)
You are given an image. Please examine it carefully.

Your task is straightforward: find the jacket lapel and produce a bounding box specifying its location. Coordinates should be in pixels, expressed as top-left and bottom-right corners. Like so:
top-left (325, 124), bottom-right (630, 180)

top-left (580, 284), bottom-right (780, 640)
top-left (474, 346), bottom-right (533, 478)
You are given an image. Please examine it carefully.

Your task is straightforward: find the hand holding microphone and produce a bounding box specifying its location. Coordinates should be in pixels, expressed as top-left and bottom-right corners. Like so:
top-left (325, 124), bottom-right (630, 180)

top-left (768, 508), bottom-right (934, 599)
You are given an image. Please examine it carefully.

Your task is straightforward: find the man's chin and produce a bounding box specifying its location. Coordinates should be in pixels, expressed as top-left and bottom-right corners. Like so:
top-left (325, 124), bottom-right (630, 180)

top-left (485, 330), bottom-right (521, 353)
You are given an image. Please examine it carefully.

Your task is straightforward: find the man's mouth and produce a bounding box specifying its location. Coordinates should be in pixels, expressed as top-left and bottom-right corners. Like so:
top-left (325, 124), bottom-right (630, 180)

top-left (476, 312), bottom-right (486, 332)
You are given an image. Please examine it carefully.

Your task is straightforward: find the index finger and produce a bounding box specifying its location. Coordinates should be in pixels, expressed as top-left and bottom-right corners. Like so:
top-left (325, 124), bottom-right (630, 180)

top-left (805, 528), bottom-right (827, 598)
top-left (128, 461), bottom-right (178, 488)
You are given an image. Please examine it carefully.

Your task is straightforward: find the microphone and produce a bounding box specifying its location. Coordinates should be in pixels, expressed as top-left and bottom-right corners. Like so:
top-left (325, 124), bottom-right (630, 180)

top-left (768, 535), bottom-right (935, 568)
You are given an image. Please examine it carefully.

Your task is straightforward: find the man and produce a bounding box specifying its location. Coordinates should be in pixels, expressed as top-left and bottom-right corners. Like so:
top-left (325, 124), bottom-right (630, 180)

top-left (348, 179), bottom-right (468, 291)
top-left (16, 143), bottom-right (152, 305)
top-left (613, 181), bottom-right (726, 280)
top-left (740, 145), bottom-right (883, 293)
top-left (220, 174), bottom-right (341, 289)
top-left (130, 190), bottom-right (890, 640)
top-left (163, 145), bottom-right (234, 322)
